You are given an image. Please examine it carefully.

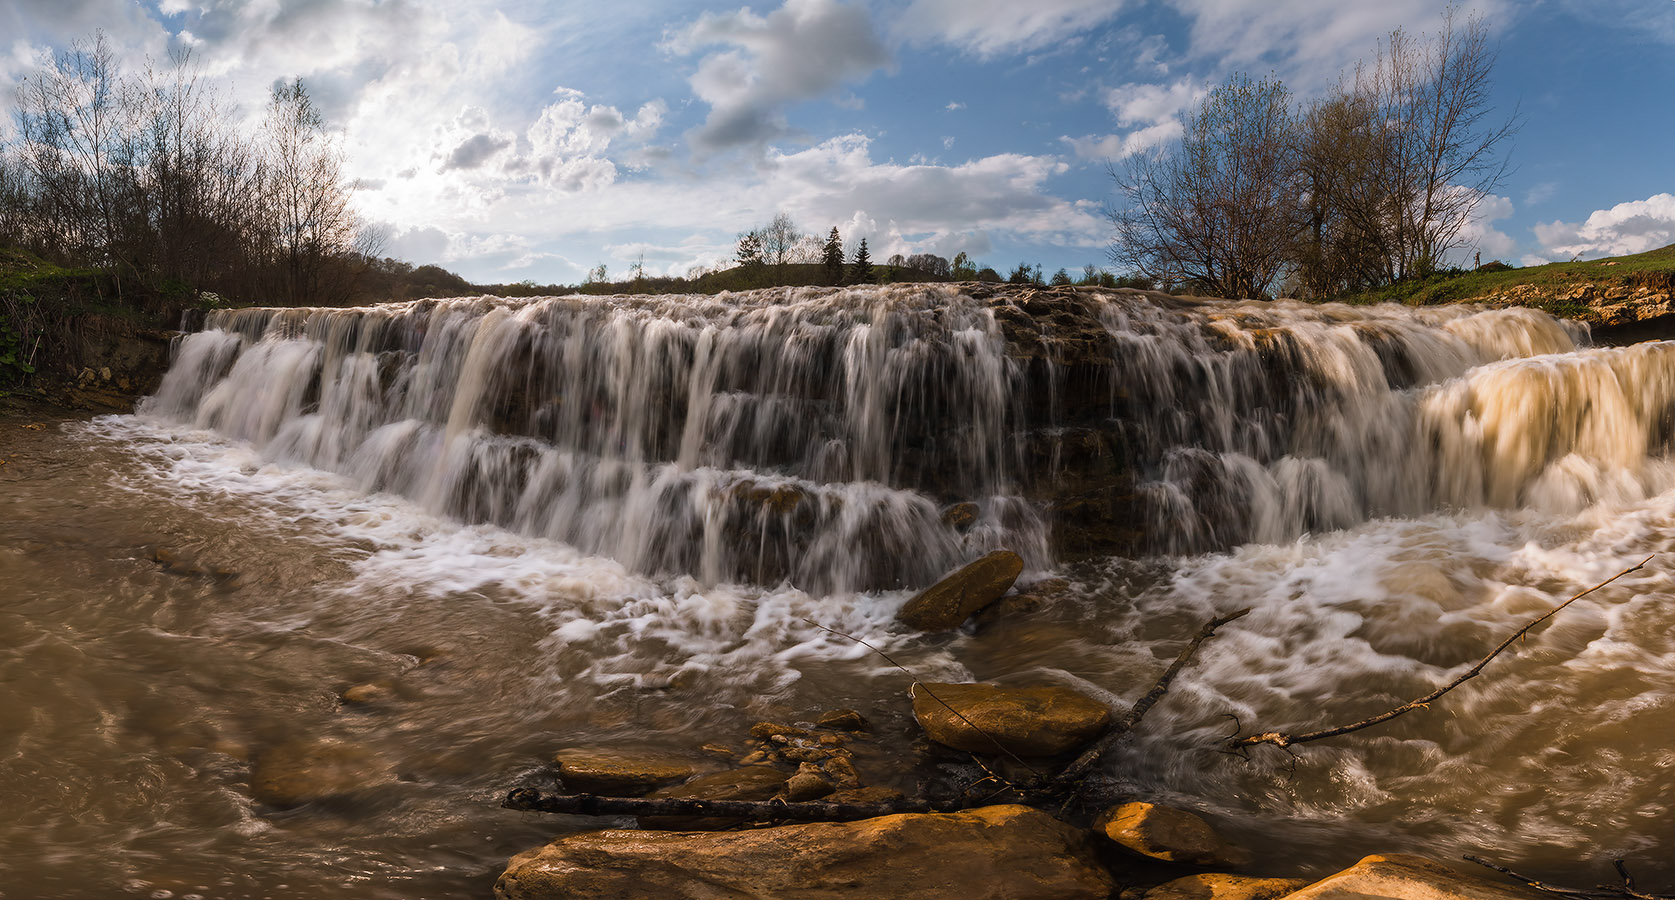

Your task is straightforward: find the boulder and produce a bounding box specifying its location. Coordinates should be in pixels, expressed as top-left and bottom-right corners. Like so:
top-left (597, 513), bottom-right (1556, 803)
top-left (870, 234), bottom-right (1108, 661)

top-left (816, 708), bottom-right (870, 732)
top-left (1282, 854), bottom-right (1549, 900)
top-left (250, 738), bottom-right (392, 808)
top-left (1095, 802), bottom-right (1248, 867)
top-left (1145, 874), bottom-right (1309, 900)
top-left (554, 751), bottom-right (704, 796)
top-left (940, 502), bottom-right (980, 531)
top-left (494, 804), bottom-right (1115, 900)
top-left (912, 682), bottom-right (1110, 756)
top-left (782, 769), bottom-right (836, 802)
top-left (896, 550), bottom-right (1025, 631)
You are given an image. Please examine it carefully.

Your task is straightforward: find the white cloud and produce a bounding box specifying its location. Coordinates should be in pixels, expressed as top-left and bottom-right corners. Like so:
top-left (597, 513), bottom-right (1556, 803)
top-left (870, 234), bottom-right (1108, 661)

top-left (895, 0), bottom-right (1125, 57)
top-left (671, 0), bottom-right (891, 152)
top-left (1104, 79), bottom-right (1204, 127)
top-left (1455, 191), bottom-right (1516, 263)
top-left (945, 101), bottom-right (964, 110)
top-left (1535, 193), bottom-right (1675, 260)
top-left (1060, 119), bottom-right (1182, 161)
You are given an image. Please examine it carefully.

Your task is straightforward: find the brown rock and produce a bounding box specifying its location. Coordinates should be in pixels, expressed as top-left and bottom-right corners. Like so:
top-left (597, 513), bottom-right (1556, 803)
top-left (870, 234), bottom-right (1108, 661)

top-left (1095, 802), bottom-right (1248, 867)
top-left (896, 550), bottom-right (1025, 631)
top-left (783, 769), bottom-right (836, 802)
top-left (341, 682), bottom-right (394, 704)
top-left (911, 682), bottom-right (1111, 756)
top-left (250, 738), bottom-right (392, 808)
top-left (940, 502), bottom-right (980, 531)
top-left (816, 708), bottom-right (870, 732)
top-left (494, 804), bottom-right (1115, 900)
top-left (1145, 874), bottom-right (1309, 900)
top-left (1283, 854), bottom-right (1550, 900)
top-left (824, 786), bottom-right (905, 804)
top-left (553, 751), bottom-right (703, 796)
top-left (643, 766), bottom-right (788, 829)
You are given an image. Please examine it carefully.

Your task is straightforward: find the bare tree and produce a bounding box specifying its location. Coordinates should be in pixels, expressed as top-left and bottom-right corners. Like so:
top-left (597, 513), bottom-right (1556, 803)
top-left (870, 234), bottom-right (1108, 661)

top-left (1110, 73), bottom-right (1301, 299)
top-left (758, 212), bottom-right (802, 268)
top-left (1300, 11), bottom-right (1516, 287)
top-left (259, 79), bottom-right (360, 304)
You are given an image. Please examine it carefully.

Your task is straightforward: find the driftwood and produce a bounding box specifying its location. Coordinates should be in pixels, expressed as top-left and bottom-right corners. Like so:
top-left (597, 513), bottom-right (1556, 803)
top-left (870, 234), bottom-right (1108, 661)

top-left (1466, 855), bottom-right (1673, 900)
top-left (1228, 555), bottom-right (1654, 752)
top-left (1056, 607), bottom-right (1251, 786)
top-left (503, 788), bottom-right (967, 822)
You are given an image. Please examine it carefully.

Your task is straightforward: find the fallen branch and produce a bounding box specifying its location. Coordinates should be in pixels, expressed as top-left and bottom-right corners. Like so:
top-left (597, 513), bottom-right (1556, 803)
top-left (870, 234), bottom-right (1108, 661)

top-left (503, 788), bottom-right (966, 823)
top-left (1228, 555), bottom-right (1654, 752)
top-left (1056, 607), bottom-right (1251, 786)
top-left (1465, 855), bottom-right (1673, 900)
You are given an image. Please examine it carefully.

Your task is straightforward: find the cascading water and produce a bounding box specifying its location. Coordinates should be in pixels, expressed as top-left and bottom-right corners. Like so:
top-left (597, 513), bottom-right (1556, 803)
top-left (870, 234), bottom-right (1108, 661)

top-left (14, 283), bottom-right (1675, 897)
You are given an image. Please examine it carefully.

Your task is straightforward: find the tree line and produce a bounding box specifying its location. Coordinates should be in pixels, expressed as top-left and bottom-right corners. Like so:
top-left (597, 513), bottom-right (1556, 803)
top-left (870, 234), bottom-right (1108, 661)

top-left (0, 33), bottom-right (381, 309)
top-left (1111, 11), bottom-right (1517, 300)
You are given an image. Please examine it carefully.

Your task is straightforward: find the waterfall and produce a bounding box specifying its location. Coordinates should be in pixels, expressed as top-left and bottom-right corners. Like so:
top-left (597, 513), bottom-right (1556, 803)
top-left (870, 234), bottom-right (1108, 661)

top-left (143, 283), bottom-right (1675, 589)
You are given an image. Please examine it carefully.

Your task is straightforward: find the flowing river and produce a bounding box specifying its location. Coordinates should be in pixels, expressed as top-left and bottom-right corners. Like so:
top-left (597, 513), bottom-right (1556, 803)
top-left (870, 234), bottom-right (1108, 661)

top-left (4, 284), bottom-right (1674, 898)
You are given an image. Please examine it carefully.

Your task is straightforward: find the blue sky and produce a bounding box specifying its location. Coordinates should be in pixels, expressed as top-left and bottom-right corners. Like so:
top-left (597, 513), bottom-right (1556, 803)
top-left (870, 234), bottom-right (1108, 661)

top-left (4, 0), bottom-right (1673, 286)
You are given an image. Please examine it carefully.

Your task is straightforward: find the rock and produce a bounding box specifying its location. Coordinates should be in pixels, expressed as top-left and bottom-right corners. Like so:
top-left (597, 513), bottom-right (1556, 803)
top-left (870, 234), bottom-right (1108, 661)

top-left (1095, 802), bottom-right (1248, 868)
top-left (494, 804), bottom-right (1115, 900)
top-left (896, 550), bottom-right (1025, 631)
top-left (940, 502), bottom-right (980, 531)
top-left (911, 682), bottom-right (1111, 756)
top-left (750, 721), bottom-right (812, 741)
top-left (250, 738), bottom-right (391, 808)
top-left (341, 682), bottom-right (394, 704)
top-left (643, 766), bottom-right (788, 829)
top-left (816, 708), bottom-right (870, 732)
top-left (972, 578), bottom-right (1069, 631)
top-left (821, 755), bottom-right (861, 789)
top-left (782, 768), bottom-right (836, 802)
top-left (1283, 854), bottom-right (1549, 900)
top-left (553, 751), bottom-right (703, 796)
top-left (1145, 874), bottom-right (1309, 900)
top-left (824, 785), bottom-right (904, 804)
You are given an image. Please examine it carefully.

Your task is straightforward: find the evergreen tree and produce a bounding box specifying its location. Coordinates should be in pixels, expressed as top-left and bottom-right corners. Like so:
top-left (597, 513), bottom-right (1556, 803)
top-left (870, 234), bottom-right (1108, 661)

top-left (736, 232), bottom-right (763, 267)
top-left (1050, 267), bottom-right (1072, 286)
top-left (821, 227), bottom-right (844, 284)
top-left (849, 238), bottom-right (874, 284)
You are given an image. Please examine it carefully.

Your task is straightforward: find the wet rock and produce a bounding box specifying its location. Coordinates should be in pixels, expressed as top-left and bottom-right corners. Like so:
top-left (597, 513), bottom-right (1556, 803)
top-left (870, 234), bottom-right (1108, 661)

top-left (340, 682), bottom-right (394, 704)
top-left (782, 766), bottom-right (836, 802)
top-left (750, 721), bottom-right (813, 741)
top-left (825, 785), bottom-right (904, 804)
top-left (821, 755), bottom-right (862, 789)
top-left (553, 751), bottom-right (704, 796)
top-left (494, 804), bottom-right (1115, 900)
top-left (250, 738), bottom-right (392, 808)
top-left (1095, 802), bottom-right (1248, 867)
top-left (643, 766), bottom-right (787, 829)
top-left (1144, 874), bottom-right (1309, 900)
top-left (896, 550), bottom-right (1025, 631)
top-left (1283, 854), bottom-right (1548, 900)
top-left (972, 578), bottom-right (1068, 631)
top-left (940, 502), bottom-right (980, 531)
top-left (911, 682), bottom-right (1111, 756)
top-left (816, 708), bottom-right (870, 732)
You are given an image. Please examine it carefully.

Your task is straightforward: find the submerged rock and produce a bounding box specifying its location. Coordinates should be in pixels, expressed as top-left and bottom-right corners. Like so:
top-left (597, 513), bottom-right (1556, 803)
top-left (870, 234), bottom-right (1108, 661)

top-left (896, 550), bottom-right (1024, 631)
top-left (910, 682), bottom-right (1110, 756)
top-left (494, 804), bottom-right (1115, 900)
top-left (816, 708), bottom-right (870, 732)
top-left (250, 738), bottom-right (391, 808)
top-left (642, 766), bottom-right (788, 829)
top-left (1283, 854), bottom-right (1548, 900)
top-left (1096, 802), bottom-right (1248, 867)
top-left (553, 751), bottom-right (705, 796)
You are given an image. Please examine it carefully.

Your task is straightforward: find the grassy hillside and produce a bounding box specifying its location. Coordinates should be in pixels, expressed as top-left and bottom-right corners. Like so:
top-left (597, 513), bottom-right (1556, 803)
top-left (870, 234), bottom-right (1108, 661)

top-left (1334, 244), bottom-right (1675, 318)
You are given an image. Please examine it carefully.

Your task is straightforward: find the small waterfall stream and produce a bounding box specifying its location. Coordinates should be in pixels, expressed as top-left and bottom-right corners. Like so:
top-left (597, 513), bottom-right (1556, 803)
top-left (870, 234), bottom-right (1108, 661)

top-left (11, 284), bottom-right (1675, 896)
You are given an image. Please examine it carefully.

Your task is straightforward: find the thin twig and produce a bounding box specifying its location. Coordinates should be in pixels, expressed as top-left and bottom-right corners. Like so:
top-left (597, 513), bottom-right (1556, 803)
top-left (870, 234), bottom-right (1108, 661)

top-left (1230, 555), bottom-right (1654, 751)
top-left (1056, 607), bottom-right (1250, 786)
top-left (1465, 855), bottom-right (1675, 900)
top-left (800, 617), bottom-right (1042, 780)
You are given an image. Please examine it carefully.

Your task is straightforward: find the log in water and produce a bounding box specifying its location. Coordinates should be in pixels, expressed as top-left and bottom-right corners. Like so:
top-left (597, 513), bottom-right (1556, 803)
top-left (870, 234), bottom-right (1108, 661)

top-left (4, 284), bottom-right (1674, 897)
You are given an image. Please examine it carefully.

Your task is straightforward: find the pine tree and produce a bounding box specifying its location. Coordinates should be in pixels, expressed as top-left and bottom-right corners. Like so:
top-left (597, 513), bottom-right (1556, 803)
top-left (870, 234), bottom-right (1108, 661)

top-left (849, 238), bottom-right (874, 284)
top-left (736, 232), bottom-right (763, 268)
top-left (821, 227), bottom-right (844, 284)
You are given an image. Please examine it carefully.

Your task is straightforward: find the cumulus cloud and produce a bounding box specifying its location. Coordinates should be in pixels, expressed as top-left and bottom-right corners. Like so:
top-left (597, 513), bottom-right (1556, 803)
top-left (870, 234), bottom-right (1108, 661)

top-left (1454, 191), bottom-right (1516, 263)
top-left (1062, 78), bottom-right (1200, 162)
top-left (1535, 193), bottom-right (1675, 260)
top-left (1060, 120), bottom-right (1182, 161)
top-left (895, 0), bottom-right (1125, 56)
top-left (670, 0), bottom-right (891, 152)
top-left (443, 133), bottom-right (512, 171)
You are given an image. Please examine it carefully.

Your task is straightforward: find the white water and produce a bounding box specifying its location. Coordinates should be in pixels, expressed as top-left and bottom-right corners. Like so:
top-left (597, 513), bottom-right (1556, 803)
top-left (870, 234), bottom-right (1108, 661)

top-left (101, 284), bottom-right (1675, 878)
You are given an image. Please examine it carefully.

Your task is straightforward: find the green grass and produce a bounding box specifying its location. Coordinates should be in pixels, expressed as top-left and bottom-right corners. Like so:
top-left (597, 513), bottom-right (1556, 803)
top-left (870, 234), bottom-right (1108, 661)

top-left (1332, 244), bottom-right (1675, 315)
